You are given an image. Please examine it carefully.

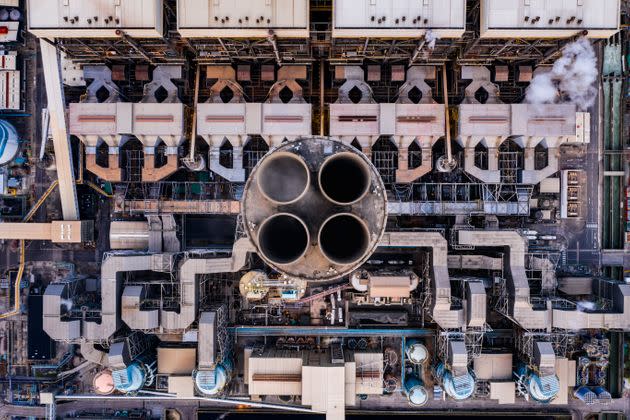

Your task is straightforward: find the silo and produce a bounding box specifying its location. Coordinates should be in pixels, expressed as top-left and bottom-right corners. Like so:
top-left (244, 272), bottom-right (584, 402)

top-left (405, 339), bottom-right (428, 365)
top-left (516, 364), bottom-right (560, 403)
top-left (112, 362), bottom-right (149, 393)
top-left (403, 375), bottom-right (428, 406)
top-left (435, 362), bottom-right (475, 400)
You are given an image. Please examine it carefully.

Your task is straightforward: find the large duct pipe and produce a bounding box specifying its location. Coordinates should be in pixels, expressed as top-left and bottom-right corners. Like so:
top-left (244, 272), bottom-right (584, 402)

top-left (257, 152), bottom-right (310, 205)
top-left (318, 213), bottom-right (369, 265)
top-left (258, 213), bottom-right (310, 265)
top-left (318, 152), bottom-right (371, 205)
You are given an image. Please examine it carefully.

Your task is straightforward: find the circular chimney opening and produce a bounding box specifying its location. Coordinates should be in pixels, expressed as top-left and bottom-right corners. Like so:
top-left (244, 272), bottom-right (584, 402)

top-left (319, 152), bottom-right (370, 205)
top-left (257, 152), bottom-right (310, 204)
top-left (258, 213), bottom-right (309, 265)
top-left (319, 213), bottom-right (369, 265)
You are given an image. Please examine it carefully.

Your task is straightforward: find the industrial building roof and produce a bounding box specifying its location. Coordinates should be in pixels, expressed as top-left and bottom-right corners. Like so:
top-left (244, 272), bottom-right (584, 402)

top-left (27, 0), bottom-right (163, 38)
top-left (474, 353), bottom-right (513, 380)
top-left (157, 347), bottom-right (197, 375)
top-left (178, 0), bottom-right (309, 38)
top-left (489, 381), bottom-right (516, 404)
top-left (333, 0), bottom-right (466, 38)
top-left (481, 0), bottom-right (620, 38)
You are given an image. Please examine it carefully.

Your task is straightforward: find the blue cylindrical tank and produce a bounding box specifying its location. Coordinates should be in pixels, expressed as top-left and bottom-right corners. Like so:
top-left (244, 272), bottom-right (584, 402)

top-left (405, 339), bottom-right (428, 365)
top-left (436, 363), bottom-right (475, 400)
top-left (0, 120), bottom-right (19, 166)
top-left (527, 372), bottom-right (559, 403)
top-left (112, 362), bottom-right (147, 393)
top-left (194, 360), bottom-right (233, 396)
top-left (403, 374), bottom-right (428, 406)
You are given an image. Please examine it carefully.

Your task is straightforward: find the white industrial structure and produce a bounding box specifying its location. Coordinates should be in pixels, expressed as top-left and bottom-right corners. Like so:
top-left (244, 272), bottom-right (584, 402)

top-left (480, 0), bottom-right (620, 38)
top-left (178, 0), bottom-right (309, 38)
top-left (333, 0), bottom-right (466, 38)
top-left (27, 0), bottom-right (164, 38)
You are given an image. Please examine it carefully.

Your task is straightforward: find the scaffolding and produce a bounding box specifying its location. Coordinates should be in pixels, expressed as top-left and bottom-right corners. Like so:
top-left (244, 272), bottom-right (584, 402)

top-left (515, 330), bottom-right (577, 369)
top-left (390, 183), bottom-right (532, 216)
top-left (123, 150), bottom-right (144, 183)
top-left (437, 328), bottom-right (486, 367)
top-left (113, 181), bottom-right (238, 215)
top-left (526, 252), bottom-right (560, 296)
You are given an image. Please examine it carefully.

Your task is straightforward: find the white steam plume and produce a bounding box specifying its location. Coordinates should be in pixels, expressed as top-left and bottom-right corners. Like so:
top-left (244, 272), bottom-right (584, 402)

top-left (425, 30), bottom-right (439, 50)
top-left (525, 37), bottom-right (598, 111)
top-left (577, 300), bottom-right (597, 312)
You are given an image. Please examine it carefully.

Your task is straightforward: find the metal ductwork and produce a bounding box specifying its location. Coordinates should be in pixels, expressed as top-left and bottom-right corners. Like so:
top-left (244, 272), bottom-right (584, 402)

top-left (43, 239), bottom-right (254, 342)
top-left (457, 230), bottom-right (550, 330)
top-left (378, 232), bottom-right (464, 329)
top-left (241, 137), bottom-right (387, 282)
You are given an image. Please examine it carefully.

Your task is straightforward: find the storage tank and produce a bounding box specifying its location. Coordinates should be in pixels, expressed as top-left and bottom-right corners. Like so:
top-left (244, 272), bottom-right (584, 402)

top-left (111, 361), bottom-right (152, 393)
top-left (435, 363), bottom-right (475, 400)
top-left (0, 120), bottom-right (19, 166)
top-left (403, 375), bottom-right (428, 406)
top-left (194, 360), bottom-right (233, 396)
top-left (93, 369), bottom-right (115, 395)
top-left (516, 364), bottom-right (559, 403)
top-left (405, 339), bottom-right (428, 365)
top-left (241, 137), bottom-right (387, 282)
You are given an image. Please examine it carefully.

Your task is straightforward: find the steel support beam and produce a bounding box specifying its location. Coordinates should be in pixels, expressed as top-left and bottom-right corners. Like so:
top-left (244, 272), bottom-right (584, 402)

top-left (39, 39), bottom-right (79, 221)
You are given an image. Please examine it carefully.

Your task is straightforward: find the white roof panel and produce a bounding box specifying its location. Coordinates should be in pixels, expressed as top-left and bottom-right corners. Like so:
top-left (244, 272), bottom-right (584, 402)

top-left (481, 0), bottom-right (620, 38)
top-left (27, 0), bottom-right (163, 38)
top-left (178, 0), bottom-right (309, 38)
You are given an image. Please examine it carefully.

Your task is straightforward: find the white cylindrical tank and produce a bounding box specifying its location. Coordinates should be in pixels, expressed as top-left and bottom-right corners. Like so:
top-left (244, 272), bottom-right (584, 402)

top-left (109, 221), bottom-right (150, 250)
top-left (405, 339), bottom-right (428, 364)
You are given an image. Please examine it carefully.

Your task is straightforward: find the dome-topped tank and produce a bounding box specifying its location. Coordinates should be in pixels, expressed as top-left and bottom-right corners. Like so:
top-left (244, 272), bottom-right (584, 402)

top-left (516, 364), bottom-right (559, 403)
top-left (112, 362), bottom-right (147, 393)
top-left (403, 375), bottom-right (428, 406)
top-left (436, 363), bottom-right (475, 400)
top-left (0, 120), bottom-right (19, 166)
top-left (405, 339), bottom-right (428, 364)
top-left (194, 360), bottom-right (233, 396)
top-left (93, 369), bottom-right (115, 395)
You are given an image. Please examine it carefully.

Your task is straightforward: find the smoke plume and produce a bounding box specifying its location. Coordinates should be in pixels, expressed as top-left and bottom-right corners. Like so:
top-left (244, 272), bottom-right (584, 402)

top-left (577, 300), bottom-right (597, 312)
top-left (425, 30), bottom-right (439, 50)
top-left (525, 37), bottom-right (598, 111)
